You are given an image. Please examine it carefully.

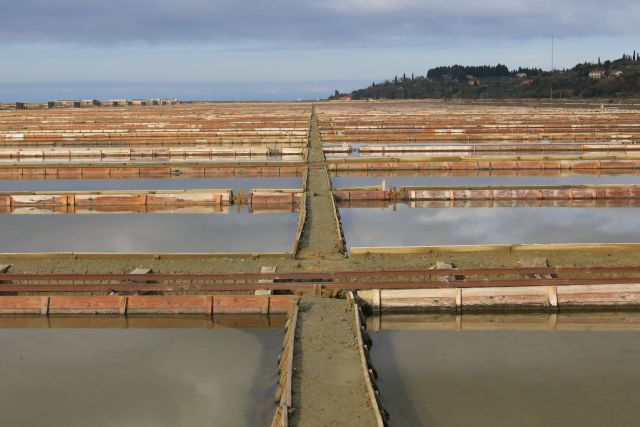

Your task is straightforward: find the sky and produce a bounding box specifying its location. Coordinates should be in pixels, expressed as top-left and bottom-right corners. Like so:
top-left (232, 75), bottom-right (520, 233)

top-left (1, 0), bottom-right (639, 101)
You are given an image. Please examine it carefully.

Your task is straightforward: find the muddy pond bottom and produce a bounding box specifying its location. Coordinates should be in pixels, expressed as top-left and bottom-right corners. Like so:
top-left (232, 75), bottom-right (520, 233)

top-left (339, 204), bottom-right (640, 248)
top-left (0, 206), bottom-right (298, 253)
top-left (369, 324), bottom-right (640, 427)
top-left (0, 324), bottom-right (282, 427)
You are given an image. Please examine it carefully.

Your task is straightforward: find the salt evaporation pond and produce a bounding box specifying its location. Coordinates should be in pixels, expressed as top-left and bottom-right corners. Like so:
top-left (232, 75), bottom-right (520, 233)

top-left (370, 321), bottom-right (640, 427)
top-left (0, 177), bottom-right (301, 193)
top-left (0, 324), bottom-right (282, 427)
top-left (0, 206), bottom-right (297, 252)
top-left (331, 174), bottom-right (640, 189)
top-left (339, 204), bottom-right (640, 248)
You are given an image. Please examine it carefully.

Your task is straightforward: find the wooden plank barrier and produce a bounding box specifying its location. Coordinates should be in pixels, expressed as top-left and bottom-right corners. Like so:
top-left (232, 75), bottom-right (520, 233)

top-left (0, 295), bottom-right (298, 315)
top-left (348, 292), bottom-right (386, 426)
top-left (358, 284), bottom-right (640, 313)
top-left (0, 189), bottom-right (306, 208)
top-left (334, 184), bottom-right (640, 202)
top-left (271, 302), bottom-right (299, 427)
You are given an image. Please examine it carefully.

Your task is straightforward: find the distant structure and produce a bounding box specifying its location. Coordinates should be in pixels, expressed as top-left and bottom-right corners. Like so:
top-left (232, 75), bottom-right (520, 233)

top-left (516, 72), bottom-right (527, 78)
top-left (609, 69), bottom-right (624, 77)
top-left (588, 70), bottom-right (606, 79)
top-left (466, 75), bottom-right (480, 86)
top-left (14, 98), bottom-right (180, 109)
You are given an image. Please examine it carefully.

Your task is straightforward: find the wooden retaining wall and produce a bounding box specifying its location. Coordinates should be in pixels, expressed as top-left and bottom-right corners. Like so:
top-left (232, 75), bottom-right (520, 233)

top-left (358, 285), bottom-right (640, 313)
top-left (0, 294), bottom-right (298, 315)
top-left (0, 189), bottom-right (303, 209)
top-left (327, 157), bottom-right (640, 172)
top-left (0, 147), bottom-right (305, 159)
top-left (351, 243), bottom-right (640, 255)
top-left (334, 184), bottom-right (640, 202)
top-left (346, 292), bottom-right (387, 426)
top-left (0, 163), bottom-right (306, 179)
top-left (271, 303), bottom-right (299, 427)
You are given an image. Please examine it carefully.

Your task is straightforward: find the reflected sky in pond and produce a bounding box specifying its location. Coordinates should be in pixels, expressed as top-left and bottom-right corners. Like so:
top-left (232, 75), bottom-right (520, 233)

top-left (331, 174), bottom-right (640, 189)
top-left (370, 329), bottom-right (640, 427)
top-left (0, 207), bottom-right (297, 252)
top-left (340, 204), bottom-right (640, 247)
top-left (0, 177), bottom-right (301, 193)
top-left (0, 327), bottom-right (281, 427)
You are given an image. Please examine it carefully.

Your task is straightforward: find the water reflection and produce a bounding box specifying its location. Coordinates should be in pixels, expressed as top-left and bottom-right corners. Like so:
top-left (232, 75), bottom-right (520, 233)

top-left (0, 207), bottom-right (297, 252)
top-left (332, 174), bottom-right (640, 189)
top-left (370, 325), bottom-right (640, 427)
top-left (340, 204), bottom-right (640, 247)
top-left (0, 326), bottom-right (282, 427)
top-left (0, 177), bottom-right (301, 193)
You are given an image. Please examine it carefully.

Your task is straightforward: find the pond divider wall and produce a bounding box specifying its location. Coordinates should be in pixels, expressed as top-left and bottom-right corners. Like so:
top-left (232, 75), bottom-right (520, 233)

top-left (358, 284), bottom-right (640, 313)
top-left (0, 147), bottom-right (305, 159)
top-left (334, 184), bottom-right (640, 202)
top-left (0, 188), bottom-right (303, 209)
top-left (347, 292), bottom-right (386, 426)
top-left (326, 157), bottom-right (640, 172)
top-left (271, 303), bottom-right (299, 427)
top-left (290, 195), bottom-right (307, 256)
top-left (0, 294), bottom-right (298, 315)
top-left (0, 163), bottom-right (307, 179)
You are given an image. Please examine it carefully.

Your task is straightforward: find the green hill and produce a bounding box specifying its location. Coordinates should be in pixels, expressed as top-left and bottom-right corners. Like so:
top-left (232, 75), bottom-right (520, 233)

top-left (333, 54), bottom-right (640, 100)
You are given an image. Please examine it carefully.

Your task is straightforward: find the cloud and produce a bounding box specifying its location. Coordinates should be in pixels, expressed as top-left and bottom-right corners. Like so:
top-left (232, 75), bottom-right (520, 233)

top-left (1, 0), bottom-right (639, 46)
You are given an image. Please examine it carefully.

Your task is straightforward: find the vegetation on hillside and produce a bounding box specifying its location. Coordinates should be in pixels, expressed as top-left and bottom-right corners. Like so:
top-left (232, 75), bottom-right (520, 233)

top-left (331, 54), bottom-right (640, 100)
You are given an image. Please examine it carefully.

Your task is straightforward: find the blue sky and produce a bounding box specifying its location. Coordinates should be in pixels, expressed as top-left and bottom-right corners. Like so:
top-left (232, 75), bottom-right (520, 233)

top-left (1, 0), bottom-right (639, 101)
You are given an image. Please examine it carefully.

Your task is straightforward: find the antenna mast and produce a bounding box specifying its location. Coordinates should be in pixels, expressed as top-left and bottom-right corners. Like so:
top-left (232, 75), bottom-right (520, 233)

top-left (550, 35), bottom-right (554, 100)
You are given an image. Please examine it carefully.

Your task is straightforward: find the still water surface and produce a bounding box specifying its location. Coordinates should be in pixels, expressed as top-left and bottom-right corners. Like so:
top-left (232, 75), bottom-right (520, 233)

top-left (0, 207), bottom-right (297, 252)
top-left (370, 327), bottom-right (640, 427)
top-left (331, 174), bottom-right (640, 189)
top-left (0, 326), bottom-right (282, 427)
top-left (340, 204), bottom-right (640, 247)
top-left (0, 177), bottom-right (301, 193)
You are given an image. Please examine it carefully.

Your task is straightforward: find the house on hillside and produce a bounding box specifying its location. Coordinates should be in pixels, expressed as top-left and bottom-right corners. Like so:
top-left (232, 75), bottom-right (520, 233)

top-left (589, 70), bottom-right (606, 79)
top-left (610, 69), bottom-right (624, 77)
top-left (516, 72), bottom-right (527, 78)
top-left (466, 75), bottom-right (480, 86)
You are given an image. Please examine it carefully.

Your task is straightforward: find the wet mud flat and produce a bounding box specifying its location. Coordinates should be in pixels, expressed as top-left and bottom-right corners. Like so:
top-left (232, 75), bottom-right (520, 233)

top-left (369, 317), bottom-right (640, 427)
top-left (0, 323), bottom-right (283, 427)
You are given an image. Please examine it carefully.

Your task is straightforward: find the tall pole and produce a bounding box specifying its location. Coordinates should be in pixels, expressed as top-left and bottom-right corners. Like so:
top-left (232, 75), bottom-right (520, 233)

top-left (550, 35), bottom-right (554, 100)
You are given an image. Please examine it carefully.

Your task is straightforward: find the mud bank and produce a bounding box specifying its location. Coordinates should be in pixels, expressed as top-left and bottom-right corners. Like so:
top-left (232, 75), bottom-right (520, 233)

top-left (289, 296), bottom-right (378, 426)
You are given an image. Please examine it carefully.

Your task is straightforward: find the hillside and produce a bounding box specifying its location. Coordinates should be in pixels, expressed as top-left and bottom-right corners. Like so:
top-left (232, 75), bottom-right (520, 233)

top-left (333, 54), bottom-right (640, 100)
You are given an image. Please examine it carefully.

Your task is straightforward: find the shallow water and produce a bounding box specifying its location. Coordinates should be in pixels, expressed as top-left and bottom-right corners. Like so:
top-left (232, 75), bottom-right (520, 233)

top-left (0, 326), bottom-right (282, 427)
top-left (0, 206), bottom-right (297, 252)
top-left (331, 174), bottom-right (640, 189)
top-left (370, 326), bottom-right (640, 427)
top-left (339, 204), bottom-right (640, 247)
top-left (0, 177), bottom-right (301, 193)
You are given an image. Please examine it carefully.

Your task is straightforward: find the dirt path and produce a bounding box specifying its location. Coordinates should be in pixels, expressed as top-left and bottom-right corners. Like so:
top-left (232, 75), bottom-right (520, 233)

top-left (289, 296), bottom-right (378, 427)
top-left (297, 109), bottom-right (343, 259)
